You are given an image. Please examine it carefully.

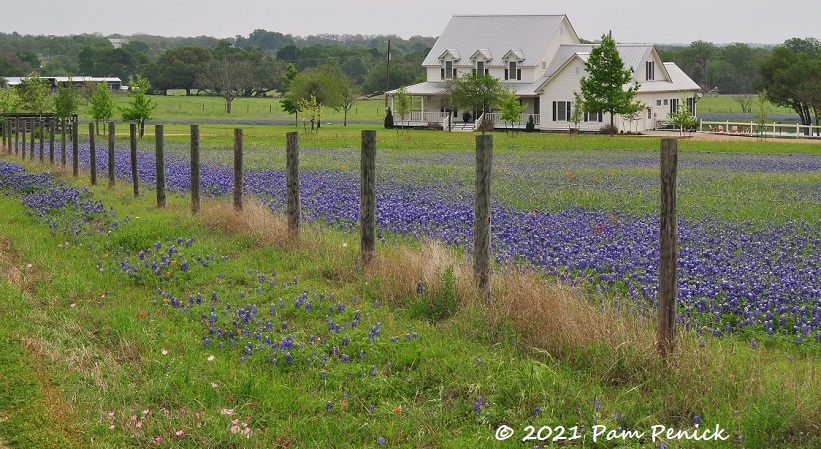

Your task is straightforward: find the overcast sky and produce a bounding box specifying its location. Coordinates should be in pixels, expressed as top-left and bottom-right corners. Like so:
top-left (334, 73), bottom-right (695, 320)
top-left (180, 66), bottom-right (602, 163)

top-left (9, 0), bottom-right (820, 45)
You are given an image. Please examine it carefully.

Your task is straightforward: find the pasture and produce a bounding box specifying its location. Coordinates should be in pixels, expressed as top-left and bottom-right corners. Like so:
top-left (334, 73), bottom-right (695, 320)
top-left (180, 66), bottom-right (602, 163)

top-left (1, 117), bottom-right (820, 448)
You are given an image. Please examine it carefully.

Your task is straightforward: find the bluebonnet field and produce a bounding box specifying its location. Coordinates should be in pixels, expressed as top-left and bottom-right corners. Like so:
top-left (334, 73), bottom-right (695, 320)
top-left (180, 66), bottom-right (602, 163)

top-left (3, 136), bottom-right (821, 447)
top-left (22, 138), bottom-right (821, 349)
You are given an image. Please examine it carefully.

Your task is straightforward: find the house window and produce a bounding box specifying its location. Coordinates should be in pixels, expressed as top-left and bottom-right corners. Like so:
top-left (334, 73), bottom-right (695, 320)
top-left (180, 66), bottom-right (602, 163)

top-left (584, 111), bottom-right (603, 122)
top-left (670, 98), bottom-right (679, 114)
top-left (646, 61), bottom-right (654, 81)
top-left (663, 99), bottom-right (669, 106)
top-left (657, 99), bottom-right (662, 106)
top-left (445, 60), bottom-right (453, 79)
top-left (476, 61), bottom-right (484, 74)
top-left (687, 97), bottom-right (696, 115)
top-left (505, 61), bottom-right (521, 80)
top-left (552, 101), bottom-right (572, 121)
top-left (647, 107), bottom-right (652, 119)
top-left (575, 67), bottom-right (580, 75)
top-left (541, 61), bottom-right (547, 70)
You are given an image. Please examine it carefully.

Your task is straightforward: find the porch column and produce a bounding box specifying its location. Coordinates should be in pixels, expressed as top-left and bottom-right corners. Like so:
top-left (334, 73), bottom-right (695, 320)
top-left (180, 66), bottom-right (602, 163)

top-left (421, 96), bottom-right (425, 119)
top-left (391, 96), bottom-right (395, 113)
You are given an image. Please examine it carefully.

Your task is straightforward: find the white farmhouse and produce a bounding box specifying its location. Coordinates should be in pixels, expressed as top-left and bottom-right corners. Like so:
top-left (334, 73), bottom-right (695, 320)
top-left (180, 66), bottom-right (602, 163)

top-left (387, 15), bottom-right (699, 133)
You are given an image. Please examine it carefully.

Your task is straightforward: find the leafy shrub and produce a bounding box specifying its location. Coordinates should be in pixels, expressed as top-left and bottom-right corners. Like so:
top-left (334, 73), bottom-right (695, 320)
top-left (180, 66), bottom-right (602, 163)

top-left (525, 115), bottom-right (535, 133)
top-left (599, 124), bottom-right (618, 135)
top-left (383, 108), bottom-right (394, 129)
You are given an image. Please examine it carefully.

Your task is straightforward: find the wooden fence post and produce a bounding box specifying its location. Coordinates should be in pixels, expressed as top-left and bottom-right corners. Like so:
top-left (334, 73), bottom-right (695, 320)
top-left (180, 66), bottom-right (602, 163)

top-left (49, 118), bottom-right (55, 164)
top-left (474, 135), bottom-right (493, 299)
top-left (72, 119), bottom-right (79, 177)
top-left (29, 119), bottom-right (35, 160)
top-left (233, 128), bottom-right (243, 211)
top-left (190, 124), bottom-right (200, 214)
top-left (155, 124), bottom-right (166, 208)
top-left (60, 119), bottom-right (66, 167)
top-left (658, 138), bottom-right (678, 359)
top-left (89, 122), bottom-right (97, 185)
top-left (360, 130), bottom-right (376, 265)
top-left (14, 117), bottom-right (19, 155)
top-left (38, 118), bottom-right (44, 162)
top-left (130, 123), bottom-right (139, 197)
top-left (286, 131), bottom-right (300, 237)
top-left (21, 120), bottom-right (26, 160)
top-left (108, 121), bottom-right (115, 188)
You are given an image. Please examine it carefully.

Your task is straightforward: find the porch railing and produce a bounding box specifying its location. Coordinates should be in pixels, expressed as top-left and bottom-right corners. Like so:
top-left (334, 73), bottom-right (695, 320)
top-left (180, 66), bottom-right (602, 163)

top-left (482, 113), bottom-right (540, 127)
top-left (406, 111), bottom-right (451, 123)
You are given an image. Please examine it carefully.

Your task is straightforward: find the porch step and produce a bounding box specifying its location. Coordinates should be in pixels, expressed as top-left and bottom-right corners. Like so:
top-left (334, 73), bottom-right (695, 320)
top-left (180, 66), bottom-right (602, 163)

top-left (449, 122), bottom-right (475, 132)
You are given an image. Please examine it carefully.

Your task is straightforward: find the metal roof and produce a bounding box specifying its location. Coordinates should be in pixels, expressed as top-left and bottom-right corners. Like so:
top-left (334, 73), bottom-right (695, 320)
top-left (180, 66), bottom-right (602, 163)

top-left (422, 15), bottom-right (570, 67)
top-left (387, 82), bottom-right (448, 96)
top-left (2, 76), bottom-right (122, 86)
top-left (544, 44), bottom-right (653, 78)
top-left (639, 63), bottom-right (700, 93)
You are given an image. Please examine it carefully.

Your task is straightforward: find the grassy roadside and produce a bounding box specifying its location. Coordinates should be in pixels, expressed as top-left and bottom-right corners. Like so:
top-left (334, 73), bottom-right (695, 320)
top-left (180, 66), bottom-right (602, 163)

top-left (1, 151), bottom-right (820, 447)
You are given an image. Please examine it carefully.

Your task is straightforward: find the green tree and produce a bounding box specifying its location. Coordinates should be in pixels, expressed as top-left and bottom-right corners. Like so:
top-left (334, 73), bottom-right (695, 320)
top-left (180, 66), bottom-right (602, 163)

top-left (680, 40), bottom-right (718, 88)
top-left (54, 79), bottom-right (79, 125)
top-left (18, 72), bottom-right (53, 114)
top-left (120, 75), bottom-right (156, 138)
top-left (337, 78), bottom-right (359, 127)
top-left (196, 56), bottom-right (256, 114)
top-left (297, 94), bottom-right (321, 132)
top-left (394, 86), bottom-right (411, 131)
top-left (621, 100), bottom-right (644, 134)
top-left (88, 82), bottom-right (116, 135)
top-left (0, 86), bottom-right (20, 113)
top-left (499, 88), bottom-right (526, 135)
top-left (445, 72), bottom-right (506, 134)
top-left (280, 63), bottom-right (299, 126)
top-left (286, 65), bottom-right (346, 129)
top-left (755, 46), bottom-right (819, 129)
top-left (753, 89), bottom-right (771, 140)
top-left (569, 91), bottom-right (585, 133)
top-left (579, 34), bottom-right (639, 132)
top-left (667, 95), bottom-right (697, 137)
top-left (148, 46), bottom-right (213, 95)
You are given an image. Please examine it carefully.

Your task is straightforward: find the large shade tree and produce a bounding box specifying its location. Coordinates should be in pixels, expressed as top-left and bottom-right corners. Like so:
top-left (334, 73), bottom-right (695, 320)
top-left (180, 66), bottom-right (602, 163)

top-left (579, 34), bottom-right (639, 132)
top-left (196, 55), bottom-right (256, 114)
top-left (755, 46), bottom-right (820, 129)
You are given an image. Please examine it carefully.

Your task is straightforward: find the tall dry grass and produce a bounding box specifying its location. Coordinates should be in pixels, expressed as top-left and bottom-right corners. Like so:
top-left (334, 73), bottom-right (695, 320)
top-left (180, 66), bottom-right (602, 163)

top-left (193, 201), bottom-right (821, 439)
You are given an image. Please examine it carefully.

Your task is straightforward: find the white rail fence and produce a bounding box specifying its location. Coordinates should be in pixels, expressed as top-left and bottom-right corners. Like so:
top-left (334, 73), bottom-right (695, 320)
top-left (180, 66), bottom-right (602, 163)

top-left (700, 120), bottom-right (821, 138)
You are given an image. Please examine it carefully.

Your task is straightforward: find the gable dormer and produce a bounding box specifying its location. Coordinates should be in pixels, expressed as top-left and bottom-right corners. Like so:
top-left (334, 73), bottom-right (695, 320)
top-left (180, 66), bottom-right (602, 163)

top-left (470, 49), bottom-right (492, 75)
top-left (439, 49), bottom-right (460, 80)
top-left (639, 47), bottom-right (671, 82)
top-left (503, 49), bottom-right (524, 81)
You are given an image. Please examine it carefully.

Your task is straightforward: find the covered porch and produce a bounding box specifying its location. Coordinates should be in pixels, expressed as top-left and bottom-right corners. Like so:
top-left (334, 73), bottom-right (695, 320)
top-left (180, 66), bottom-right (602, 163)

top-left (386, 82), bottom-right (541, 131)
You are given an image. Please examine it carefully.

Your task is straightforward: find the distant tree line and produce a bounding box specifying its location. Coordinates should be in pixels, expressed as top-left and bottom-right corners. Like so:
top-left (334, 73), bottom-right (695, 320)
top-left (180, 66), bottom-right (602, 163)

top-left (0, 29), bottom-right (433, 98)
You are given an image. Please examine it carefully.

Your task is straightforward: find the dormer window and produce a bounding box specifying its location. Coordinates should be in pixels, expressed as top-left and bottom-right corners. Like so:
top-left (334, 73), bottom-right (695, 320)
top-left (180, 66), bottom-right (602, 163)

top-left (470, 49), bottom-right (492, 76)
top-left (505, 61), bottom-right (521, 80)
top-left (503, 50), bottom-right (523, 81)
top-left (441, 60), bottom-right (457, 79)
top-left (646, 61), bottom-right (655, 81)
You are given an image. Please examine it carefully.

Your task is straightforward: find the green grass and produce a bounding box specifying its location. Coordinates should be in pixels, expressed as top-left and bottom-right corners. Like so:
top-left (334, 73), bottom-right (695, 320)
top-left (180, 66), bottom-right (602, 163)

top-left (79, 94), bottom-right (388, 124)
top-left (0, 150), bottom-right (821, 448)
top-left (697, 94), bottom-right (795, 115)
top-left (2, 110), bottom-right (821, 447)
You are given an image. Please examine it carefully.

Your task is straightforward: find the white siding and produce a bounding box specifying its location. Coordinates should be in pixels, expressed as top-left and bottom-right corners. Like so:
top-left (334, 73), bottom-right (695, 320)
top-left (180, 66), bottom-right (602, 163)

top-left (537, 16), bottom-right (581, 76)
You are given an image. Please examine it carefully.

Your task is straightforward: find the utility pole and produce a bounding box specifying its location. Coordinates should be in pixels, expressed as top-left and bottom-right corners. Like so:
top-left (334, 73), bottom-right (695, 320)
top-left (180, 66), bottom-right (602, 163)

top-left (385, 39), bottom-right (391, 110)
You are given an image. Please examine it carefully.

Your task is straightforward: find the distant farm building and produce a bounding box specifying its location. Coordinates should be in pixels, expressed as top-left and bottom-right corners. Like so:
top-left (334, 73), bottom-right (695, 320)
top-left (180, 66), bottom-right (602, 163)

top-left (2, 76), bottom-right (123, 91)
